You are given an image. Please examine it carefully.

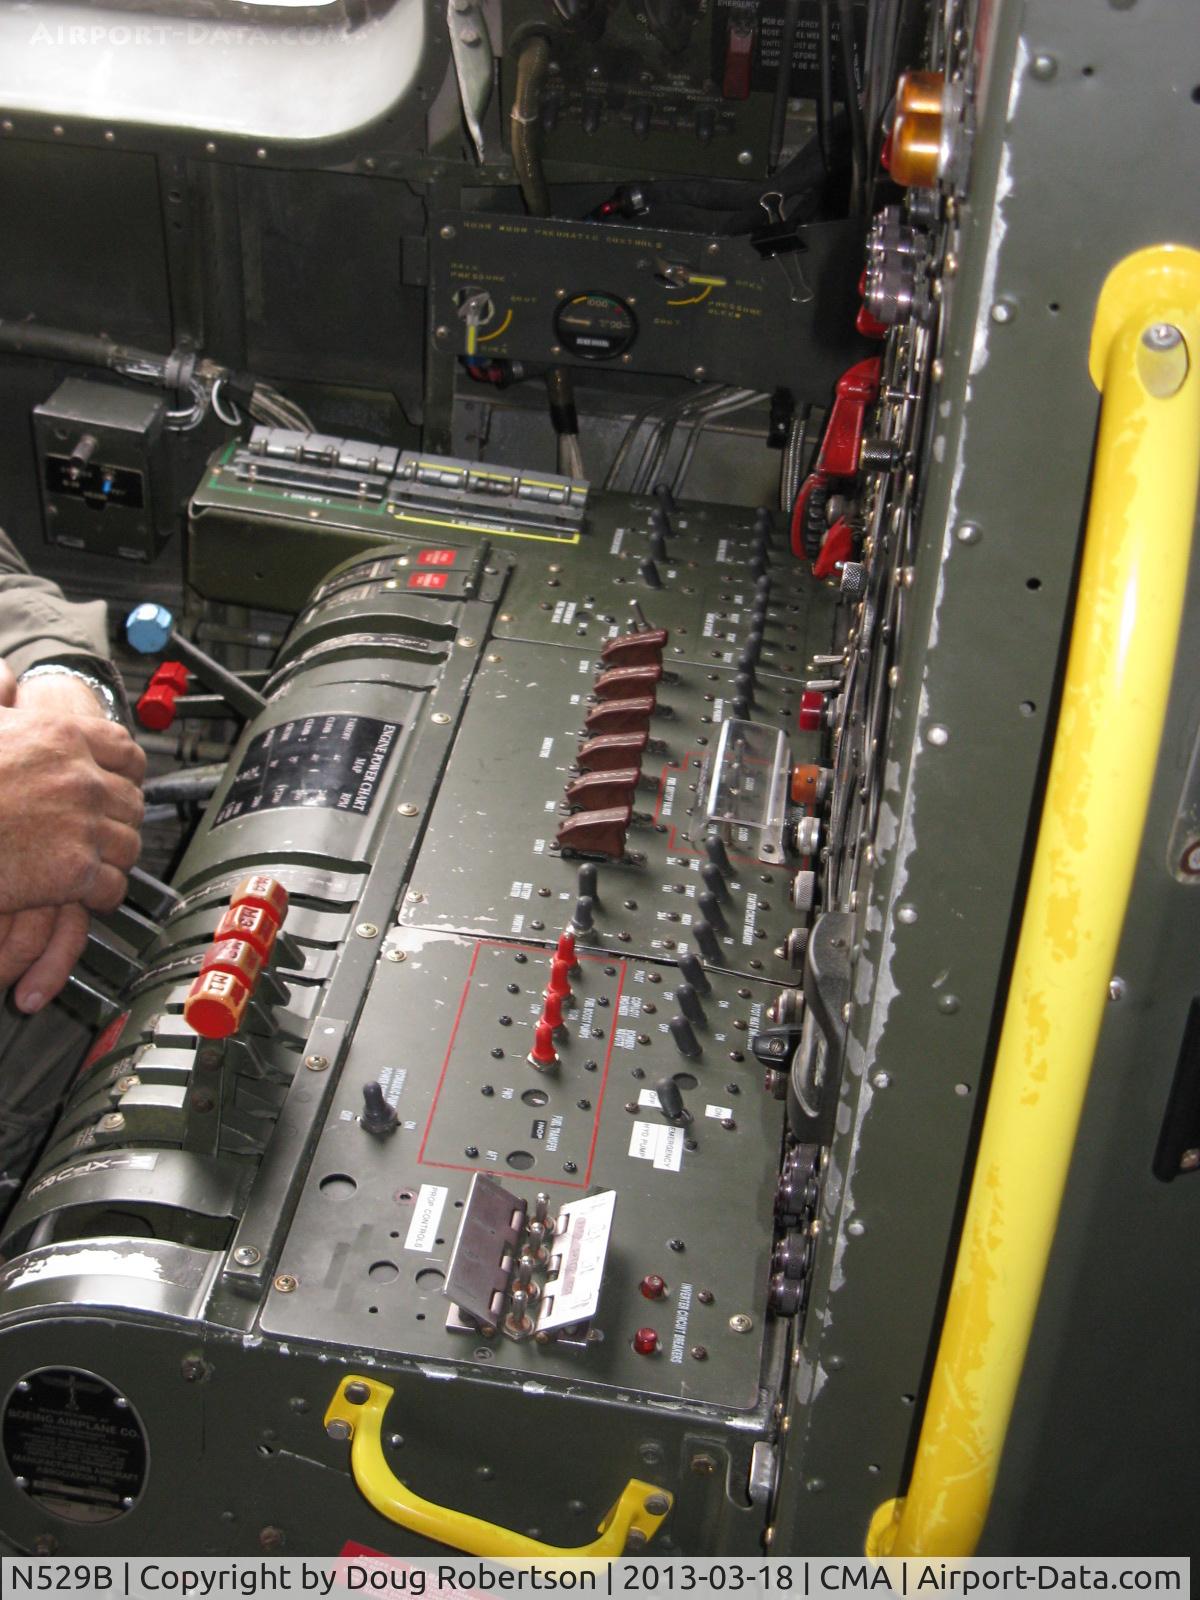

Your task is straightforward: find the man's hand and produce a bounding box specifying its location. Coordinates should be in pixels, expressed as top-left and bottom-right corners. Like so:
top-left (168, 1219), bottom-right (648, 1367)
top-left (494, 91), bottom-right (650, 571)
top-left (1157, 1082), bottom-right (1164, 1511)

top-left (0, 904), bottom-right (90, 1014)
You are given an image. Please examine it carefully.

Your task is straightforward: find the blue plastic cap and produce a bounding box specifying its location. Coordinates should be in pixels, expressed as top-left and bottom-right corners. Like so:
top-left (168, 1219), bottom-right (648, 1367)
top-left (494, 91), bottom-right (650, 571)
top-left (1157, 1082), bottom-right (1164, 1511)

top-left (125, 602), bottom-right (175, 655)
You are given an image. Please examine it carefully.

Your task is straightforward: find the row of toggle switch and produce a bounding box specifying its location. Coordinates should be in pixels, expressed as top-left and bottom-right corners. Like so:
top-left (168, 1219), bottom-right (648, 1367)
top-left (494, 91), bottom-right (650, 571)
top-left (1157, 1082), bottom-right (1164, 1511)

top-left (183, 874), bottom-right (290, 1039)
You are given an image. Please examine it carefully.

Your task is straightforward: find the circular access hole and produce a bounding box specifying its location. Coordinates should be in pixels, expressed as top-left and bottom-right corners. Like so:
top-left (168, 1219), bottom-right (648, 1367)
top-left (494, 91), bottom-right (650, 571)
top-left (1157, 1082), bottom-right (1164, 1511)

top-left (368, 1260), bottom-right (399, 1284)
top-left (319, 1173), bottom-right (357, 1201)
top-left (507, 1150), bottom-right (536, 1171)
top-left (1026, 577), bottom-right (1042, 590)
top-left (1019, 700), bottom-right (1037, 716)
top-left (1081, 64), bottom-right (1095, 77)
top-left (672, 1072), bottom-right (699, 1090)
top-left (521, 1088), bottom-right (549, 1107)
top-left (415, 1267), bottom-right (445, 1288)
top-left (1048, 302), bottom-right (1061, 314)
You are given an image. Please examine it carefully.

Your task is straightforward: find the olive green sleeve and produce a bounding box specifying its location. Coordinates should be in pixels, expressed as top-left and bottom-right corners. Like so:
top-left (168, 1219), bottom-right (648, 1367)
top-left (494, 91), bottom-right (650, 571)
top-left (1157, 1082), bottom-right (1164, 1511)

top-left (0, 525), bottom-right (112, 678)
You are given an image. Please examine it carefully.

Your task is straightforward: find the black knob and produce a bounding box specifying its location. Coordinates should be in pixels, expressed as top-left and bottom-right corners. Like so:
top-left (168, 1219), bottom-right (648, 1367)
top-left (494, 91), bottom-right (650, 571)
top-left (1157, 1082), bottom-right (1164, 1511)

top-left (639, 557), bottom-right (663, 589)
top-left (754, 506), bottom-right (772, 533)
top-left (734, 671), bottom-right (755, 707)
top-left (697, 891), bottom-right (728, 935)
top-left (361, 1081), bottom-right (397, 1136)
top-left (676, 982), bottom-right (706, 1027)
top-left (649, 529), bottom-right (667, 561)
top-left (693, 920), bottom-right (722, 963)
top-left (651, 507), bottom-right (673, 540)
top-left (704, 833), bottom-right (731, 873)
top-left (755, 573), bottom-right (772, 598)
top-left (732, 697), bottom-right (749, 720)
top-left (737, 654), bottom-right (756, 686)
top-left (572, 893), bottom-right (595, 932)
top-left (669, 1016), bottom-right (702, 1059)
top-left (677, 950), bottom-right (711, 995)
top-left (700, 862), bottom-right (729, 902)
top-left (655, 1074), bottom-right (690, 1119)
top-left (654, 482), bottom-right (676, 515)
top-left (577, 862), bottom-right (599, 904)
top-left (743, 629), bottom-right (764, 660)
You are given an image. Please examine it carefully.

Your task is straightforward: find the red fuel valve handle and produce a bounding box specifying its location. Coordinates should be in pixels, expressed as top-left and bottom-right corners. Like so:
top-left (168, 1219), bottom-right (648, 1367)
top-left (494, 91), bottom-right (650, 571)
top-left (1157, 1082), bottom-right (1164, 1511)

top-left (135, 660), bottom-right (190, 732)
top-left (818, 356), bottom-right (883, 477)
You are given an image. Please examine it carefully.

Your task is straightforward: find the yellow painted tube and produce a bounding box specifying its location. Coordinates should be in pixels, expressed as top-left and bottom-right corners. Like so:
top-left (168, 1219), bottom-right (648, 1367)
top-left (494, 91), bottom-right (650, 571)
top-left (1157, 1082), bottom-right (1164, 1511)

top-left (324, 1375), bottom-right (672, 1559)
top-left (868, 245), bottom-right (1200, 1559)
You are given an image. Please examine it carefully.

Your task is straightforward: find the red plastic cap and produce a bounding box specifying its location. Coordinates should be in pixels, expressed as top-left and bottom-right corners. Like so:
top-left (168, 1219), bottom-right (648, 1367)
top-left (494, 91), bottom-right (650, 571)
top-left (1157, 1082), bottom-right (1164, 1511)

top-left (546, 958), bottom-right (573, 1001)
top-left (528, 1019), bottom-right (559, 1069)
top-left (543, 990), bottom-right (565, 1031)
top-left (184, 969), bottom-right (250, 1039)
top-left (231, 874), bottom-right (289, 927)
top-left (555, 931), bottom-right (577, 969)
top-left (798, 690), bottom-right (827, 733)
top-left (639, 1274), bottom-right (667, 1301)
top-left (136, 661), bottom-right (190, 733)
top-left (200, 938), bottom-right (263, 990)
top-left (214, 902), bottom-right (279, 961)
top-left (633, 1327), bottom-right (660, 1355)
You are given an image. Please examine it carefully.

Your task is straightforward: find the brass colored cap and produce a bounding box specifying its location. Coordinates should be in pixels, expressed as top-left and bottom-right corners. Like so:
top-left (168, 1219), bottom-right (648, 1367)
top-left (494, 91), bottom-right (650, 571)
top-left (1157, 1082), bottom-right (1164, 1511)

top-left (890, 109), bottom-right (943, 188)
top-left (896, 69), bottom-right (946, 118)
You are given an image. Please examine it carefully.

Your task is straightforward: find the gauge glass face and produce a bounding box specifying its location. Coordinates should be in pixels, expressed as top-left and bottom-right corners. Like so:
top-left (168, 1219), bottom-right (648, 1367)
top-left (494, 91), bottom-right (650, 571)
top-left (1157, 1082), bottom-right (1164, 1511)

top-left (554, 292), bottom-right (638, 360)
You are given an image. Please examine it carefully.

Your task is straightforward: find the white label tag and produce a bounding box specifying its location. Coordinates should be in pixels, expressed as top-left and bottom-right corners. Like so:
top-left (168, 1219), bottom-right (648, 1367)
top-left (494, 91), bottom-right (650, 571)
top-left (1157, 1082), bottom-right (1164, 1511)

top-left (705, 1104), bottom-right (733, 1121)
top-left (404, 1184), bottom-right (448, 1252)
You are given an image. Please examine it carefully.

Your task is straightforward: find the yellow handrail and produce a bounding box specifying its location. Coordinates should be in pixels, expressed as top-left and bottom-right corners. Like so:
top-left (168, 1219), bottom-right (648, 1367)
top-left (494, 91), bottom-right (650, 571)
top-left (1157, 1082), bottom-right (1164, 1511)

top-left (868, 244), bottom-right (1200, 1559)
top-left (325, 1375), bottom-right (673, 1558)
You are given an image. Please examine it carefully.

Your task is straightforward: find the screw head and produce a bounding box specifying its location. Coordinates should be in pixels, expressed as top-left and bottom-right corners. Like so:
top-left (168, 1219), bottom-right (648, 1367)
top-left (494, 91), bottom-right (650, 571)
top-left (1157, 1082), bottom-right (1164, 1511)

top-left (385, 947), bottom-right (406, 963)
top-left (304, 1054), bottom-right (329, 1071)
top-left (274, 1274), bottom-right (298, 1293)
top-left (98, 1112), bottom-right (125, 1133)
top-left (233, 1245), bottom-right (261, 1266)
top-left (398, 802), bottom-right (419, 817)
top-left (729, 1313), bottom-right (753, 1333)
top-left (643, 1493), bottom-right (670, 1515)
top-left (344, 1381), bottom-right (371, 1404)
top-left (439, 223), bottom-right (456, 239)
top-left (1143, 323), bottom-right (1182, 351)
top-left (432, 712), bottom-right (452, 726)
top-left (326, 1419), bottom-right (351, 1441)
top-left (356, 922), bottom-right (379, 939)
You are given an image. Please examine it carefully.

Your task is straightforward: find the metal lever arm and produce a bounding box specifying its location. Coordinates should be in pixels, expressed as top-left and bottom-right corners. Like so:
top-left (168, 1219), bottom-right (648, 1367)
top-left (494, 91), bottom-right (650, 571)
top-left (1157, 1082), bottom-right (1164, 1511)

top-left (868, 244), bottom-right (1200, 1558)
top-left (324, 1375), bottom-right (672, 1558)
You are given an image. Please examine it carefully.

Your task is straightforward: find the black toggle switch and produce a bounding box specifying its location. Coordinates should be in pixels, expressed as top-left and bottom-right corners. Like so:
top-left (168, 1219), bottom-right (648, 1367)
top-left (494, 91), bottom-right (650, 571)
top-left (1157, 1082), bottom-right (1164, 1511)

top-left (649, 528), bottom-right (668, 561)
top-left (755, 573), bottom-right (772, 599)
top-left (578, 861), bottom-right (600, 904)
top-left (676, 981), bottom-right (706, 1027)
top-left (700, 862), bottom-right (730, 903)
top-left (677, 950), bottom-right (711, 995)
top-left (698, 890), bottom-right (728, 934)
top-left (743, 629), bottom-right (764, 660)
top-left (651, 506), bottom-right (673, 540)
top-left (669, 1016), bottom-right (703, 1059)
top-left (639, 557), bottom-right (663, 589)
top-left (572, 893), bottom-right (595, 932)
top-left (732, 697), bottom-right (749, 720)
top-left (704, 832), bottom-right (732, 874)
top-left (737, 654), bottom-right (757, 686)
top-left (654, 482), bottom-right (676, 515)
top-left (361, 1081), bottom-right (398, 1136)
top-left (693, 920), bottom-right (722, 963)
top-left (735, 671), bottom-right (755, 707)
top-left (655, 1074), bottom-right (692, 1119)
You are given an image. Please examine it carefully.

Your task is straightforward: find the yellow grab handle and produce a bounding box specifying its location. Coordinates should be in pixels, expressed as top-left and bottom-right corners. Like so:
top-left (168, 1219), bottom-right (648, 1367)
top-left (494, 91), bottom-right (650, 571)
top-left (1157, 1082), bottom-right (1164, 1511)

top-left (325, 1375), bottom-right (673, 1558)
top-left (868, 244), bottom-right (1200, 1559)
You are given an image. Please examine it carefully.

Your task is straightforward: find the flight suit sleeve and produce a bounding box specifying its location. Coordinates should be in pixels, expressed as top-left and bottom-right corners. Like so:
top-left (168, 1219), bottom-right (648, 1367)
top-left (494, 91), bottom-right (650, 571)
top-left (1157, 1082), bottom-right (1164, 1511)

top-left (0, 524), bottom-right (113, 677)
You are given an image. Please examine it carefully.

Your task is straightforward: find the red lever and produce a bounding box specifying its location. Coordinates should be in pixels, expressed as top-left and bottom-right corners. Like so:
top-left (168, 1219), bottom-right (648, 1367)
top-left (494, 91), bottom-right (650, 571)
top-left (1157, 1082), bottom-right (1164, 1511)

top-left (813, 517), bottom-right (855, 580)
top-left (214, 902), bottom-right (279, 962)
top-left (200, 938), bottom-right (263, 990)
top-left (819, 356), bottom-right (883, 477)
top-left (231, 874), bottom-right (289, 927)
top-left (135, 661), bottom-right (189, 732)
top-left (184, 969), bottom-right (250, 1039)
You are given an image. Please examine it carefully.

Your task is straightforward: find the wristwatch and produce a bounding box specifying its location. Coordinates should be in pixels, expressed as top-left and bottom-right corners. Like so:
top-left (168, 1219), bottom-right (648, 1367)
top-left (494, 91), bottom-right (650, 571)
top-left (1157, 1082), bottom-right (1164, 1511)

top-left (18, 661), bottom-right (122, 722)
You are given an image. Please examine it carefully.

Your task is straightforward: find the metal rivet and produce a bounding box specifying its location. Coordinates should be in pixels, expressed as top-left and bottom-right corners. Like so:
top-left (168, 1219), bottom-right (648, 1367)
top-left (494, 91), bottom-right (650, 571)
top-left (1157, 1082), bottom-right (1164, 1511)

top-left (937, 994), bottom-right (961, 1015)
top-left (927, 724), bottom-right (950, 746)
top-left (1143, 323), bottom-right (1182, 352)
top-left (871, 1071), bottom-right (891, 1089)
top-left (897, 904), bottom-right (917, 924)
top-left (990, 301), bottom-right (1015, 324)
top-left (439, 224), bottom-right (456, 239)
top-left (1030, 52), bottom-right (1058, 79)
top-left (326, 1420), bottom-right (351, 1441)
top-left (1108, 977), bottom-right (1126, 1001)
top-left (847, 1220), bottom-right (866, 1237)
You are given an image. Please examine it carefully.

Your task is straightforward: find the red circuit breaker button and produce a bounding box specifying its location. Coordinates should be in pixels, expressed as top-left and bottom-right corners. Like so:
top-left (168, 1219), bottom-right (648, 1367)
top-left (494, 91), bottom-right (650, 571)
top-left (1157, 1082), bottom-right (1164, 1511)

top-left (214, 902), bottom-right (279, 961)
top-left (184, 969), bottom-right (250, 1039)
top-left (798, 690), bottom-right (827, 733)
top-left (633, 1327), bottom-right (660, 1355)
top-left (231, 874), bottom-right (289, 927)
top-left (200, 938), bottom-right (263, 990)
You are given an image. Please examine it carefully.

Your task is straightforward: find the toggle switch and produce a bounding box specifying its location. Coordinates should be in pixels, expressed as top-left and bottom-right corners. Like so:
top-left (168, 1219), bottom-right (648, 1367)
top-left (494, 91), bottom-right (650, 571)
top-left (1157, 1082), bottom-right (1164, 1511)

top-left (654, 1075), bottom-right (691, 1121)
top-left (669, 1015), bottom-right (702, 1059)
top-left (576, 729), bottom-right (651, 771)
top-left (676, 950), bottom-right (711, 995)
top-left (577, 861), bottom-right (599, 904)
top-left (564, 766), bottom-right (641, 810)
top-left (584, 695), bottom-right (656, 735)
top-left (704, 833), bottom-right (732, 874)
top-left (571, 893), bottom-right (595, 932)
top-left (697, 890), bottom-right (728, 935)
top-left (556, 805), bottom-right (631, 859)
top-left (546, 957), bottom-right (573, 1003)
top-left (600, 628), bottom-right (669, 668)
top-left (700, 862), bottom-right (729, 902)
top-left (528, 1018), bottom-right (560, 1072)
top-left (543, 989), bottom-right (567, 1036)
top-left (639, 557), bottom-right (663, 589)
top-left (361, 1081), bottom-right (398, 1136)
top-left (675, 982), bottom-right (706, 1027)
top-left (693, 920), bottom-right (722, 963)
top-left (593, 663), bottom-right (662, 701)
top-left (555, 930), bottom-right (578, 970)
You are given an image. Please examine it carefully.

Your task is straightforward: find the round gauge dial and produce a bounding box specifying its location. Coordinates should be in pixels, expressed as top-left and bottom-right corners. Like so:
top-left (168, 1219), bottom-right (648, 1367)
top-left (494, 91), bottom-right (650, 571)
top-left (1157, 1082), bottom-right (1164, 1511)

top-left (554, 292), bottom-right (638, 360)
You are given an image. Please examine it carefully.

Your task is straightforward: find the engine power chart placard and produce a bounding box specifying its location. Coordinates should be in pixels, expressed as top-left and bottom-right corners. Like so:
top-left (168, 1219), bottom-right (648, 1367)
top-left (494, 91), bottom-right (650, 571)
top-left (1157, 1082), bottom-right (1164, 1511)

top-left (212, 714), bottom-right (399, 827)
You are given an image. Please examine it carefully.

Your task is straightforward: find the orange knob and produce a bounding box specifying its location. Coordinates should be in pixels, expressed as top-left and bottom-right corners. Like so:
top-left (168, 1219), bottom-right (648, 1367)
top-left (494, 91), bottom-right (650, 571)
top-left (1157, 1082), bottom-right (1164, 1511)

top-left (890, 109), bottom-right (943, 188)
top-left (896, 69), bottom-right (946, 118)
top-left (184, 969), bottom-right (250, 1039)
top-left (791, 764), bottom-right (825, 807)
top-left (200, 938), bottom-right (263, 990)
top-left (231, 874), bottom-right (289, 927)
top-left (214, 902), bottom-right (279, 961)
